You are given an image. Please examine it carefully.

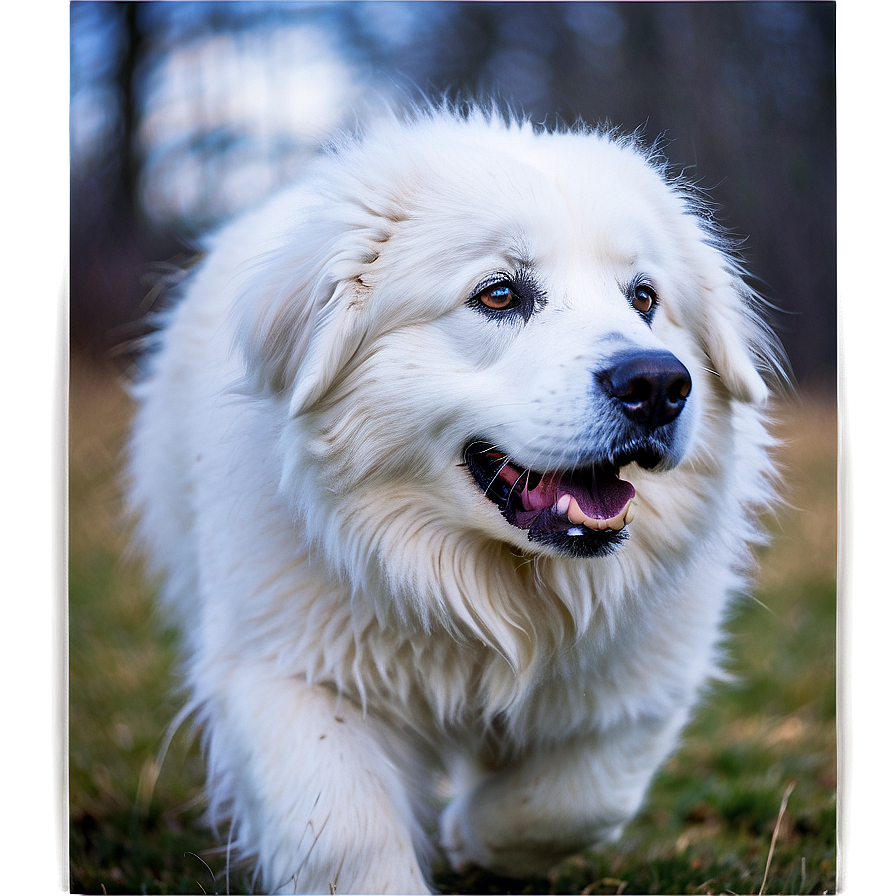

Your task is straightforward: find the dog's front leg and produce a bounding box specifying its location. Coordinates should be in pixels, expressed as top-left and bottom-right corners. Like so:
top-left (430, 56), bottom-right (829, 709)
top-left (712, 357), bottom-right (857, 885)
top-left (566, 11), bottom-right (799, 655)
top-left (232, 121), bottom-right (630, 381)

top-left (203, 662), bottom-right (432, 894)
top-left (439, 710), bottom-right (686, 879)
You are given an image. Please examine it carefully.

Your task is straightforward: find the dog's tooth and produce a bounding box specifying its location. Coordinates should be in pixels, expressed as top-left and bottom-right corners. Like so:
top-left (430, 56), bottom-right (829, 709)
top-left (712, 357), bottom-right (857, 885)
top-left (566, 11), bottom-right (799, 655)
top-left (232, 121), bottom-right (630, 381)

top-left (603, 500), bottom-right (633, 532)
top-left (606, 512), bottom-right (625, 531)
top-left (566, 496), bottom-right (587, 525)
top-left (569, 497), bottom-right (601, 530)
top-left (556, 494), bottom-right (571, 515)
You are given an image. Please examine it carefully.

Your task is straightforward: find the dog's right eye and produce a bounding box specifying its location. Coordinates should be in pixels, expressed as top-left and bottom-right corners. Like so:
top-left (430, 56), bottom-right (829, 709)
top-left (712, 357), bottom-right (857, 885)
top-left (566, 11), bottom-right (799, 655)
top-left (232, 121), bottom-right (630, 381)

top-left (468, 269), bottom-right (545, 323)
top-left (477, 283), bottom-right (520, 311)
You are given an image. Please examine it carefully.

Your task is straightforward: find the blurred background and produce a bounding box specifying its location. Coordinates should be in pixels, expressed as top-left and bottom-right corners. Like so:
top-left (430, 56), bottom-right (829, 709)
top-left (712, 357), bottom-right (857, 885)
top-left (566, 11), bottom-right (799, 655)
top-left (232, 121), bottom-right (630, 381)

top-left (70, 0), bottom-right (836, 389)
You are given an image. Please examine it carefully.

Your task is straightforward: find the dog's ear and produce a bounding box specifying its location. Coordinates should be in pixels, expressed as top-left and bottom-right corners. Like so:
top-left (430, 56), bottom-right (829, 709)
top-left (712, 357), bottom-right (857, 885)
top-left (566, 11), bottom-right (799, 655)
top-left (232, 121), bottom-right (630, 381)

top-left (287, 281), bottom-right (367, 416)
top-left (236, 248), bottom-right (369, 416)
top-left (699, 281), bottom-right (771, 405)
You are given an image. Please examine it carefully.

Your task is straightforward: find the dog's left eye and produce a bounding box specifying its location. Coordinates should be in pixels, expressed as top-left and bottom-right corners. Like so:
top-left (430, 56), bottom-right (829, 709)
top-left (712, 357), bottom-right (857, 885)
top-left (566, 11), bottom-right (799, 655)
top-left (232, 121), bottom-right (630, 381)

top-left (477, 283), bottom-right (520, 311)
top-left (631, 283), bottom-right (658, 316)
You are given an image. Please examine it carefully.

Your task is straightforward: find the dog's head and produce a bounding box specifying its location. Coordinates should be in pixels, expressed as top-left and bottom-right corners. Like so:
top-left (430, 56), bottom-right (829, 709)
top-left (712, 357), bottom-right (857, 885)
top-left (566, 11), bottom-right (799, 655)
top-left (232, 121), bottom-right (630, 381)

top-left (236, 109), bottom-right (779, 564)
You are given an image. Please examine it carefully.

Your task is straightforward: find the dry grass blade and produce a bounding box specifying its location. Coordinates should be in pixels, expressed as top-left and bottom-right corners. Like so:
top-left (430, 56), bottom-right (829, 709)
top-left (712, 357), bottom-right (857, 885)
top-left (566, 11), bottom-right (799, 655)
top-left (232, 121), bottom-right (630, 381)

top-left (759, 780), bottom-right (797, 895)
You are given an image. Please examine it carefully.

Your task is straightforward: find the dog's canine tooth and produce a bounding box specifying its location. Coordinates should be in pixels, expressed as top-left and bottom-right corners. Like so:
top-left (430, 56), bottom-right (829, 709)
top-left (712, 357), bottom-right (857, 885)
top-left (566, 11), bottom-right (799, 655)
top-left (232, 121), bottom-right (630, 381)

top-left (606, 499), bottom-right (635, 531)
top-left (605, 512), bottom-right (624, 531)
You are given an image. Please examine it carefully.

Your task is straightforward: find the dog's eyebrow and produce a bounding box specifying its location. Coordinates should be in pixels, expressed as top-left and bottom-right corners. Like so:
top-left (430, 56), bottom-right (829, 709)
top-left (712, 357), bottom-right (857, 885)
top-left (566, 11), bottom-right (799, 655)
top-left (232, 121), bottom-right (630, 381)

top-left (507, 239), bottom-right (536, 269)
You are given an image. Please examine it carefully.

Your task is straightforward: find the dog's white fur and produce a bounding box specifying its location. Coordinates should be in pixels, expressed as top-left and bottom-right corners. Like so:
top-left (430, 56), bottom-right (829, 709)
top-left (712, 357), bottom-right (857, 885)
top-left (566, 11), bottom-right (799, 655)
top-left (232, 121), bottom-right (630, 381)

top-left (128, 108), bottom-right (779, 894)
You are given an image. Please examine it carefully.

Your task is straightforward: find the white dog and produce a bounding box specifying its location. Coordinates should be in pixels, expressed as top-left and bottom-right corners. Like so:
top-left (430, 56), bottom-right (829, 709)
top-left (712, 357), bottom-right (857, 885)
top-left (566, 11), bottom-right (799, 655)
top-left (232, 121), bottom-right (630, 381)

top-left (128, 107), bottom-right (780, 894)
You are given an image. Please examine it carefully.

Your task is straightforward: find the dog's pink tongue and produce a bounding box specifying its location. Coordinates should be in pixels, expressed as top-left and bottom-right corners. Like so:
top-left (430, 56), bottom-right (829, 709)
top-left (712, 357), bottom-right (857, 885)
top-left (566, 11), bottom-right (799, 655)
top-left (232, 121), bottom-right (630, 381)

top-left (520, 470), bottom-right (634, 520)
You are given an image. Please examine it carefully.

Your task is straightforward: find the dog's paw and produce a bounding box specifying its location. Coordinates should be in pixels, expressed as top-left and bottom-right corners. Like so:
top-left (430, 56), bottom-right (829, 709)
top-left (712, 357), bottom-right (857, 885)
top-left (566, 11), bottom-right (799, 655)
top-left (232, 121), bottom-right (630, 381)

top-left (439, 795), bottom-right (482, 874)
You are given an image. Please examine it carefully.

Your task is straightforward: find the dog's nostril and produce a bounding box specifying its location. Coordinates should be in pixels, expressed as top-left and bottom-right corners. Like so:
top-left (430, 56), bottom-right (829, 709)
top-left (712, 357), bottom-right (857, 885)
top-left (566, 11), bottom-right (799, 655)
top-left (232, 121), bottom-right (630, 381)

top-left (618, 377), bottom-right (653, 404)
top-left (668, 373), bottom-right (691, 402)
top-left (597, 351), bottom-right (692, 429)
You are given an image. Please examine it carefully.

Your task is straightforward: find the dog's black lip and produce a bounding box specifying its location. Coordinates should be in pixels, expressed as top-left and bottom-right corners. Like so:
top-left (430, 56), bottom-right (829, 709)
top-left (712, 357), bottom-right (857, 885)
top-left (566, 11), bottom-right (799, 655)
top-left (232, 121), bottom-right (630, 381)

top-left (605, 442), bottom-right (666, 471)
top-left (462, 439), bottom-right (639, 558)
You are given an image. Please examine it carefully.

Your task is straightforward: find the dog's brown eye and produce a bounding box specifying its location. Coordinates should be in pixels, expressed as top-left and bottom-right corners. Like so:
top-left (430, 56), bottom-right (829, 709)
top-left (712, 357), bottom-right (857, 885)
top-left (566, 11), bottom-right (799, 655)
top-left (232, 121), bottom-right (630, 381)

top-left (632, 284), bottom-right (657, 314)
top-left (478, 283), bottom-right (518, 310)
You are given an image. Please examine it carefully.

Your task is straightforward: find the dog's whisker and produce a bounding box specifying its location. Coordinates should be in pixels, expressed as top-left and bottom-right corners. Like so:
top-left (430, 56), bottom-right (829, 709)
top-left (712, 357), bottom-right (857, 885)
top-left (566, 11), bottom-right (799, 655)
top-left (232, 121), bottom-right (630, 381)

top-left (502, 468), bottom-right (532, 511)
top-left (483, 456), bottom-right (514, 496)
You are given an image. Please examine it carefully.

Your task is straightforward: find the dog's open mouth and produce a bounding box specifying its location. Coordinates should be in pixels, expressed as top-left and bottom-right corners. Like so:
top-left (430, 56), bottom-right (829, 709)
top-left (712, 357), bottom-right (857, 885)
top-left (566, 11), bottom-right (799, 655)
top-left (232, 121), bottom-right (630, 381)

top-left (464, 440), bottom-right (640, 557)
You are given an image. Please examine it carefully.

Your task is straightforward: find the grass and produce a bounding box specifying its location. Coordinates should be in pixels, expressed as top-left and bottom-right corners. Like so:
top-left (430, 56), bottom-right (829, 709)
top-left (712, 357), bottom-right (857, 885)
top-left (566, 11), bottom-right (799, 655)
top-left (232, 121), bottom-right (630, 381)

top-left (69, 354), bottom-right (837, 895)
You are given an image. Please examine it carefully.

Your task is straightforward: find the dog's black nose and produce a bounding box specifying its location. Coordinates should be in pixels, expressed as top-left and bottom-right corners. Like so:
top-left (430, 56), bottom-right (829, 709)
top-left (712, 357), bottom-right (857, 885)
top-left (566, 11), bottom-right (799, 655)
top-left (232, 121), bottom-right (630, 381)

top-left (597, 351), bottom-right (691, 429)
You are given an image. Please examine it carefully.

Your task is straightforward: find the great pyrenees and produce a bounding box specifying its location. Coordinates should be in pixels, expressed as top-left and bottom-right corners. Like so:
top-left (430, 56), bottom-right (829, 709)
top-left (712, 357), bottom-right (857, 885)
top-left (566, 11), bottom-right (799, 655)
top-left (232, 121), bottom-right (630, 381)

top-left (128, 107), bottom-right (780, 894)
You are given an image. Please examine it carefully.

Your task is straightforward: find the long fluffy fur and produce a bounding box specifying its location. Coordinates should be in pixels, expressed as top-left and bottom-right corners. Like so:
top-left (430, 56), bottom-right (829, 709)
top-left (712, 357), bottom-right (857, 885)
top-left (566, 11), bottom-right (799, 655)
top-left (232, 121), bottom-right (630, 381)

top-left (128, 106), bottom-right (780, 894)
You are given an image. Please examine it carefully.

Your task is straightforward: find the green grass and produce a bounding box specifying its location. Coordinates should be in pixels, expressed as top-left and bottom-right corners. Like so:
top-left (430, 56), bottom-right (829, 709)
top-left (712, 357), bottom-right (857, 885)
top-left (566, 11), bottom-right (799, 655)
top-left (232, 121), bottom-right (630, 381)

top-left (69, 356), bottom-right (836, 895)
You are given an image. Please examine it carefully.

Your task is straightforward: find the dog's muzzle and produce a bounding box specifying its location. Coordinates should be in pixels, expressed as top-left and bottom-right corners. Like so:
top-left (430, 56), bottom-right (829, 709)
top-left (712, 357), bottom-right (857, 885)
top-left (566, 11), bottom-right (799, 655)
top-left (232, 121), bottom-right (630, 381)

top-left (464, 349), bottom-right (691, 559)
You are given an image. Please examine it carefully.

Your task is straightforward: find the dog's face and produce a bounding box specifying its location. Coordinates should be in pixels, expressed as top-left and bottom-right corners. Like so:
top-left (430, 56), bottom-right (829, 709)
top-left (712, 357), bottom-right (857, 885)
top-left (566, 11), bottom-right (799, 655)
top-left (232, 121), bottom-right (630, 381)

top-left (369, 217), bottom-right (703, 560)
top-left (240, 118), bottom-right (770, 563)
